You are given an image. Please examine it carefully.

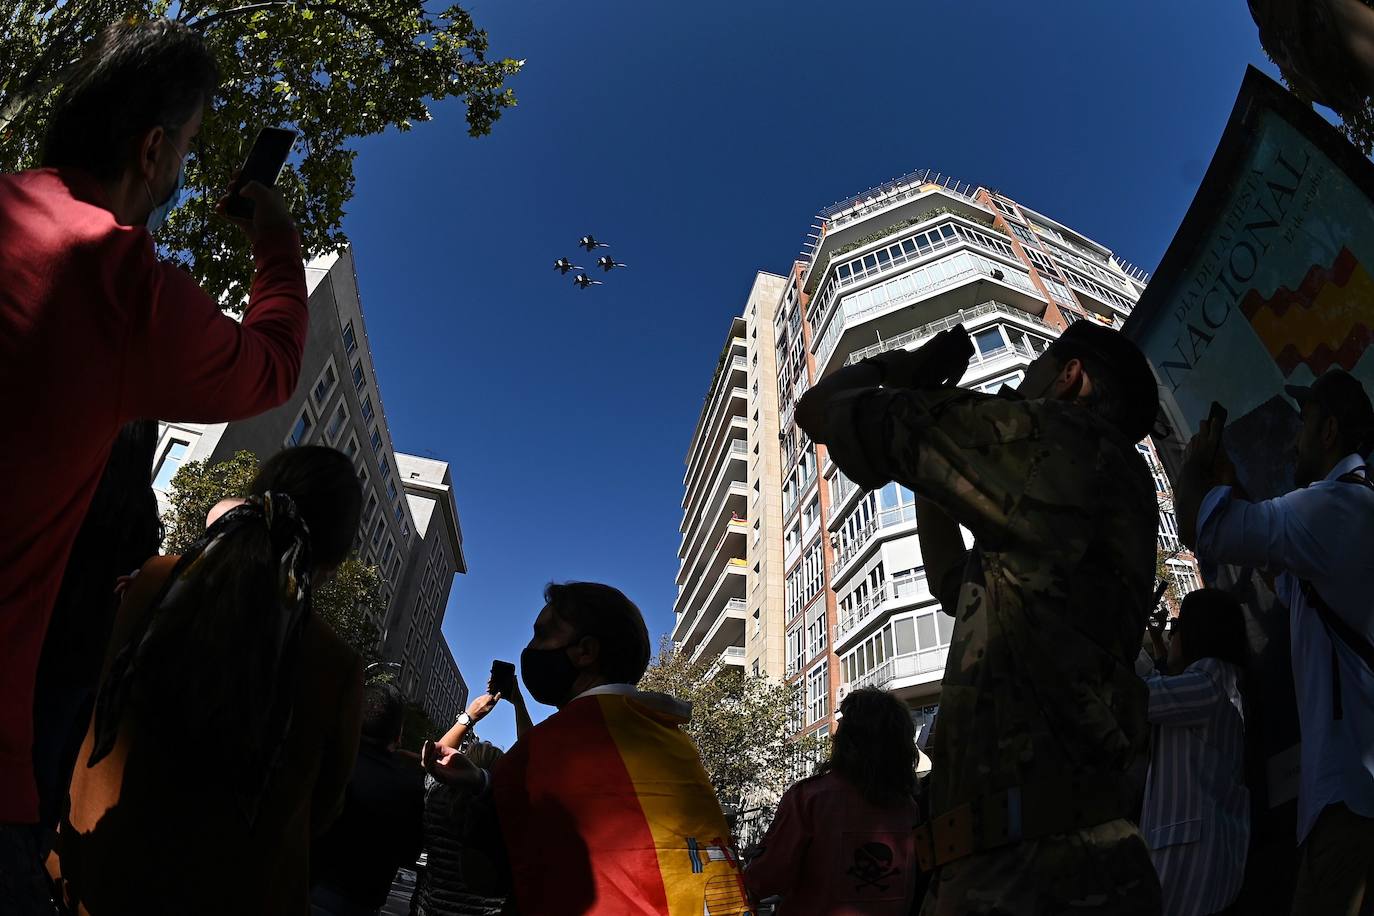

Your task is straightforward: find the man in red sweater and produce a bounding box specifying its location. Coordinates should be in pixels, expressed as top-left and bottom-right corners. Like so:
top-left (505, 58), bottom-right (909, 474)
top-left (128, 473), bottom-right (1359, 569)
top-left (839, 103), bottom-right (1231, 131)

top-left (0, 19), bottom-right (308, 903)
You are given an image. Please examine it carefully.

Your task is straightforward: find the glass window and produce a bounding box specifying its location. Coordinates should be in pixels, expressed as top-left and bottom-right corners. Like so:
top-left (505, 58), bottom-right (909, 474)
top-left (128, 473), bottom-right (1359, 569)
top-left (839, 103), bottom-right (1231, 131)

top-left (379, 458), bottom-right (393, 482)
top-left (386, 478), bottom-right (399, 502)
top-left (360, 395), bottom-right (374, 423)
top-left (344, 435), bottom-right (360, 462)
top-left (313, 363), bottom-right (338, 406)
top-left (363, 492), bottom-right (378, 524)
top-left (916, 613), bottom-right (937, 649)
top-left (394, 503), bottom-right (405, 524)
top-left (371, 516), bottom-right (385, 547)
top-left (352, 362), bottom-right (365, 391)
top-left (342, 321), bottom-right (358, 355)
top-left (382, 538), bottom-right (395, 565)
top-left (894, 617), bottom-right (916, 655)
top-left (370, 427), bottom-right (383, 454)
top-left (287, 409), bottom-right (313, 447)
top-left (938, 612), bottom-right (956, 645)
top-left (152, 439), bottom-right (190, 490)
top-left (974, 327), bottom-right (1006, 356)
top-left (326, 402), bottom-right (348, 443)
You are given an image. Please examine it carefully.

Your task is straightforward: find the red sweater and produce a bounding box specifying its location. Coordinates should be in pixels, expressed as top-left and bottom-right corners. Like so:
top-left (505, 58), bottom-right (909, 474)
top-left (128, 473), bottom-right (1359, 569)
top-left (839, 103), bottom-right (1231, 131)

top-left (744, 772), bottom-right (922, 916)
top-left (0, 168), bottom-right (308, 823)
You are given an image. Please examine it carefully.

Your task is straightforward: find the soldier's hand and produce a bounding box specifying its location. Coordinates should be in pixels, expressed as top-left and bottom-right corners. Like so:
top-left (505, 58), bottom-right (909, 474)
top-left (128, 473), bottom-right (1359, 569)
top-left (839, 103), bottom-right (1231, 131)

top-left (868, 326), bottom-right (973, 389)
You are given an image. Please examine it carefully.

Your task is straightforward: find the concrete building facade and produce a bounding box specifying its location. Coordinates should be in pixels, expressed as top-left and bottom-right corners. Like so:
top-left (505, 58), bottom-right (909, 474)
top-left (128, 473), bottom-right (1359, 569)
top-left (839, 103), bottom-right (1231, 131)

top-left (673, 272), bottom-right (791, 675)
top-left (151, 247), bottom-right (466, 714)
top-left (764, 169), bottom-right (1196, 741)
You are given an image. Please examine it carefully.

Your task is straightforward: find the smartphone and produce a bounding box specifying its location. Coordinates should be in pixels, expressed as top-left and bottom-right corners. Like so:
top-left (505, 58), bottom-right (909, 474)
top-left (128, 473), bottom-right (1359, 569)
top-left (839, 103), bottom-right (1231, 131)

top-left (490, 659), bottom-right (516, 695)
top-left (1206, 400), bottom-right (1228, 463)
top-left (224, 127), bottom-right (298, 219)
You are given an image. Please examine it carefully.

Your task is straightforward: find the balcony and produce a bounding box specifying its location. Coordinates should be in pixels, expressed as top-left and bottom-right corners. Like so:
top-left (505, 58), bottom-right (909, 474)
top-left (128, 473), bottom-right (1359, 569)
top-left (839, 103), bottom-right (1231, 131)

top-left (836, 570), bottom-right (933, 649)
top-left (689, 596), bottom-right (748, 663)
top-left (673, 558), bottom-right (747, 640)
top-left (843, 645), bottom-right (949, 695)
top-left (683, 387), bottom-right (747, 495)
top-left (831, 502), bottom-right (917, 585)
top-left (846, 300), bottom-right (1057, 365)
top-left (812, 254), bottom-right (1046, 376)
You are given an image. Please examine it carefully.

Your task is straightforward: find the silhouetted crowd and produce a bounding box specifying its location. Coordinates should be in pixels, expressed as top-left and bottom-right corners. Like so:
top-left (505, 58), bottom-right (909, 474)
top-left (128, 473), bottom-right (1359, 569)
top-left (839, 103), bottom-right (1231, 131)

top-left (5, 12), bottom-right (1374, 916)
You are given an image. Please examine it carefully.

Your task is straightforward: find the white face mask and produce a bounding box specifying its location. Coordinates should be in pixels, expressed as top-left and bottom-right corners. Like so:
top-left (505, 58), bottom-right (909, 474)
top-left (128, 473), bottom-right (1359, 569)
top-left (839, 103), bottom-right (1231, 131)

top-left (144, 135), bottom-right (188, 233)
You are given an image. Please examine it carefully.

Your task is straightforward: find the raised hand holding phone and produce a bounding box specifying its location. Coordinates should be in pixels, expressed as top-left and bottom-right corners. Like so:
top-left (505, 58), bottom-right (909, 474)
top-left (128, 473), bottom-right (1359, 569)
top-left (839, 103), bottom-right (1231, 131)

top-left (218, 127), bottom-right (298, 243)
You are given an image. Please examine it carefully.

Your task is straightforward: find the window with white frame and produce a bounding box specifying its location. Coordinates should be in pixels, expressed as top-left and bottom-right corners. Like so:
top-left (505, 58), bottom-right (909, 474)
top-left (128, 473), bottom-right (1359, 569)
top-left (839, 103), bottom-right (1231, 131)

top-left (1009, 223), bottom-right (1039, 247)
top-left (802, 497), bottom-right (820, 535)
top-left (285, 404), bottom-right (314, 448)
top-left (805, 601), bottom-right (827, 659)
top-left (342, 321), bottom-right (358, 356)
top-left (807, 661), bottom-right (829, 723)
top-left (785, 622), bottom-right (805, 676)
top-left (312, 359), bottom-right (339, 407)
top-left (801, 541), bottom-right (825, 607)
top-left (325, 400), bottom-right (350, 444)
top-left (152, 438), bottom-right (191, 491)
top-left (1137, 443), bottom-right (1171, 494)
top-left (1024, 248), bottom-right (1061, 279)
top-left (1169, 560), bottom-right (1201, 597)
top-left (1159, 509), bottom-right (1181, 551)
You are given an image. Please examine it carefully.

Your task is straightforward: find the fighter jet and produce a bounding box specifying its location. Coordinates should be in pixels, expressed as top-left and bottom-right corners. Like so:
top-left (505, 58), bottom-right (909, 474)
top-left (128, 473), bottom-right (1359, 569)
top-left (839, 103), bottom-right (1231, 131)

top-left (573, 273), bottom-right (603, 289)
top-left (596, 256), bottom-right (627, 272)
top-left (553, 257), bottom-right (582, 275)
top-left (579, 235), bottom-right (610, 252)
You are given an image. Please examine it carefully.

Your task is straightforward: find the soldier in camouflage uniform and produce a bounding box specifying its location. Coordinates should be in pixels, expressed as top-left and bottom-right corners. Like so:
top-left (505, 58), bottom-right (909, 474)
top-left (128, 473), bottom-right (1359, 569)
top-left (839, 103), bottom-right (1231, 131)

top-left (796, 322), bottom-right (1163, 916)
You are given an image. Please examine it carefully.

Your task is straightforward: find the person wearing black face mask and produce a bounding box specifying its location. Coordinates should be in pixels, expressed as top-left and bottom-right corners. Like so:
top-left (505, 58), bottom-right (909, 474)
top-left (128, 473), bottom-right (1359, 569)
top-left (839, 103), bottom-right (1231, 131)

top-left (422, 582), bottom-right (751, 916)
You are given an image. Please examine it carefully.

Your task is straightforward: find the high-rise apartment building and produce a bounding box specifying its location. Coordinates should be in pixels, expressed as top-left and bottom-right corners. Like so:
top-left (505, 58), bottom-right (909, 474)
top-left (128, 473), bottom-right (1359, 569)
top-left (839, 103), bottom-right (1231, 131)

top-left (673, 273), bottom-right (789, 674)
top-left (762, 169), bottom-right (1196, 741)
top-left (151, 247), bottom-right (467, 717)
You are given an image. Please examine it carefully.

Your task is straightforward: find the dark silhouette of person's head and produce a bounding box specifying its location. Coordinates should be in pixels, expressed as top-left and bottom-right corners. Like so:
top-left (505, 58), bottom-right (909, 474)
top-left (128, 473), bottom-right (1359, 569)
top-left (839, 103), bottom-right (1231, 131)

top-left (249, 446), bottom-right (362, 574)
top-left (360, 683), bottom-right (406, 750)
top-left (1287, 369), bottom-right (1374, 488)
top-left (1018, 322), bottom-right (1159, 443)
top-left (819, 687), bottom-right (917, 807)
top-left (1171, 588), bottom-right (1248, 671)
top-left (520, 582), bottom-right (651, 708)
top-left (43, 19), bottom-right (218, 188)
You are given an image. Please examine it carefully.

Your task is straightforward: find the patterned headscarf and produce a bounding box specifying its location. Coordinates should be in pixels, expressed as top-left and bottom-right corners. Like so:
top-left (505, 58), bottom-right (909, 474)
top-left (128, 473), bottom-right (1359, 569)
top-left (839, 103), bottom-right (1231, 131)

top-left (89, 492), bottom-right (314, 826)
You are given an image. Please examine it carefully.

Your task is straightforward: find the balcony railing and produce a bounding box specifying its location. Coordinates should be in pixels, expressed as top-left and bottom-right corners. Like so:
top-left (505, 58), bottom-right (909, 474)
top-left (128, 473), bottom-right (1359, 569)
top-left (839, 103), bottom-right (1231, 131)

top-left (813, 257), bottom-right (1042, 372)
top-left (833, 503), bottom-right (917, 576)
top-left (837, 570), bottom-right (931, 640)
top-left (725, 597), bottom-right (747, 613)
top-left (846, 646), bottom-right (949, 692)
top-left (846, 300), bottom-right (1057, 365)
top-left (723, 645), bottom-right (746, 658)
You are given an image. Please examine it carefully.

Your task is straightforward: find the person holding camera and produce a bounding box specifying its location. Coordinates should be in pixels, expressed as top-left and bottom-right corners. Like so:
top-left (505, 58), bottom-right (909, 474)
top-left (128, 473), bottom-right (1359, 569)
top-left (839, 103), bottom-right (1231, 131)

top-left (1176, 368), bottom-right (1374, 915)
top-left (797, 321), bottom-right (1163, 915)
top-left (0, 20), bottom-right (308, 899)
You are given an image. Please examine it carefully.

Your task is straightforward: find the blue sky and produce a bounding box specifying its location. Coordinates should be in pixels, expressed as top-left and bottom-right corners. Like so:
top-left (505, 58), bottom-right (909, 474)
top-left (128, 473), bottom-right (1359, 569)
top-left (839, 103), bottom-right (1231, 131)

top-left (342, 0), bottom-right (1281, 746)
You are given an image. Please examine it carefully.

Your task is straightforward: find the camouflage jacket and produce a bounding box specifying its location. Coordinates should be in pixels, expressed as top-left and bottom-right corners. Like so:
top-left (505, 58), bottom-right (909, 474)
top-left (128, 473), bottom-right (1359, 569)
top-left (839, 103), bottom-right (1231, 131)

top-left (821, 384), bottom-right (1157, 821)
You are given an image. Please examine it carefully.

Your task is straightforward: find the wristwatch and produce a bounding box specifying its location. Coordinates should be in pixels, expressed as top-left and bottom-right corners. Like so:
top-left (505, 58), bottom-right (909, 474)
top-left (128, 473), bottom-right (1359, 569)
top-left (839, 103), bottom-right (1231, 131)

top-left (456, 712), bottom-right (474, 727)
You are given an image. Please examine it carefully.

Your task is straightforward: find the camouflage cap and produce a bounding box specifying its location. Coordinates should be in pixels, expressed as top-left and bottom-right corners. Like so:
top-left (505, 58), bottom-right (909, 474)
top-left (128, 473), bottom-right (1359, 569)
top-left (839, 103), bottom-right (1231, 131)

top-left (1055, 321), bottom-right (1159, 443)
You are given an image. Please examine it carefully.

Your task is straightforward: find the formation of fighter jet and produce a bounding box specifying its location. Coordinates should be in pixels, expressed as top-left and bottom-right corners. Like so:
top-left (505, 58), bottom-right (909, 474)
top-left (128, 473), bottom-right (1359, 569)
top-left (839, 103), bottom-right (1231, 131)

top-left (556, 235), bottom-right (626, 289)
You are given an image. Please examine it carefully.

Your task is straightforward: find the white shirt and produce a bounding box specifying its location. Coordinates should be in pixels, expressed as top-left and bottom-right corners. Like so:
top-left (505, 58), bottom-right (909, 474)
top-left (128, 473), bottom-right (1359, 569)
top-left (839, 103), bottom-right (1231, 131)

top-left (1140, 658), bottom-right (1249, 916)
top-left (1196, 453), bottom-right (1374, 842)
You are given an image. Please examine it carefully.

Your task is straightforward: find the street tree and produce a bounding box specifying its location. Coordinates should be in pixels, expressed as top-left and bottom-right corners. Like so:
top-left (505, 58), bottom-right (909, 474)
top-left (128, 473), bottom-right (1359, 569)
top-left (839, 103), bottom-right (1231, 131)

top-left (0, 0), bottom-right (523, 305)
top-left (162, 449), bottom-right (387, 661)
top-left (638, 638), bottom-right (825, 825)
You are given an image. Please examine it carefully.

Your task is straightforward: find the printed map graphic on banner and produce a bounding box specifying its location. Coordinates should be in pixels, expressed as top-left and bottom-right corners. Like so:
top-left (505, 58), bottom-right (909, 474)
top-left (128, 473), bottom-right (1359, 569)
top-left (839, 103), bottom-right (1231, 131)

top-left (1130, 69), bottom-right (1374, 501)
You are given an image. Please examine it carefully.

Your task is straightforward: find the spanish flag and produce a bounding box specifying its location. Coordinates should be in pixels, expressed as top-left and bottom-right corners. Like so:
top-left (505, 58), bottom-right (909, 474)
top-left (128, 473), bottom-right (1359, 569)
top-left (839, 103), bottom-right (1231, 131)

top-left (493, 687), bottom-right (752, 915)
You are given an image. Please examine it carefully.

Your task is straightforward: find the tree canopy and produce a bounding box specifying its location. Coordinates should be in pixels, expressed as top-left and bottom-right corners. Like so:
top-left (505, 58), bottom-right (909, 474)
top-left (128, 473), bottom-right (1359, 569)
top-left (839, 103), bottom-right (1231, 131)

top-left (0, 0), bottom-right (522, 304)
top-left (638, 638), bottom-right (825, 823)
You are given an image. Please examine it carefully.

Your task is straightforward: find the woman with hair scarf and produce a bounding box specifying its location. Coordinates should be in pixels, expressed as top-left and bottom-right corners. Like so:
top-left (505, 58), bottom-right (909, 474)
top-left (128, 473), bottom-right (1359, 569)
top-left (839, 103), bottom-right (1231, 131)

top-left (52, 446), bottom-right (366, 916)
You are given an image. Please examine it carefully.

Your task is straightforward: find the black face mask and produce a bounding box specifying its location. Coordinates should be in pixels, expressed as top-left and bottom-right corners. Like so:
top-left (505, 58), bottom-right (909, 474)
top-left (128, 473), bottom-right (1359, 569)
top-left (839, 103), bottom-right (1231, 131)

top-left (520, 641), bottom-right (581, 707)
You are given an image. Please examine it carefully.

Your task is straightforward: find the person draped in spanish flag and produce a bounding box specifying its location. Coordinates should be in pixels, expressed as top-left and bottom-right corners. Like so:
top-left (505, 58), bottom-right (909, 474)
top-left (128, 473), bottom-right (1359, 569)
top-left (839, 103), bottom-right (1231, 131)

top-left (422, 582), bottom-right (752, 916)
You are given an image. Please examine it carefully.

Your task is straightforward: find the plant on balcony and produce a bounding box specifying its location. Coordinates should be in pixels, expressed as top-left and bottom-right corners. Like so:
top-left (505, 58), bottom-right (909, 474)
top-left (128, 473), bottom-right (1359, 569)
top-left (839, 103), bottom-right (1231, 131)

top-left (638, 637), bottom-right (825, 842)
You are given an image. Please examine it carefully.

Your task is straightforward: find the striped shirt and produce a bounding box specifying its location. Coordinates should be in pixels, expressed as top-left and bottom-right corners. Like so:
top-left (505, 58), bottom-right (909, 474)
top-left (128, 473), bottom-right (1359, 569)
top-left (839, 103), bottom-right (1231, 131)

top-left (1140, 657), bottom-right (1249, 916)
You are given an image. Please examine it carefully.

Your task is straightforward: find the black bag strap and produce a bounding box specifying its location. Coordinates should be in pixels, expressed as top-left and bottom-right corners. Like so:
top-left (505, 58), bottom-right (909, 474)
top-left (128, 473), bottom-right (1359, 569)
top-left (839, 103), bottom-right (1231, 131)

top-left (1298, 466), bottom-right (1374, 721)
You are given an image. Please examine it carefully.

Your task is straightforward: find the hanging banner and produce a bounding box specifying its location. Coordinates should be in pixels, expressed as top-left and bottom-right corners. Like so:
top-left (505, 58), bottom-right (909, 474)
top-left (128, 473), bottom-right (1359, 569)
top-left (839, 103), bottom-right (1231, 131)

top-left (1123, 66), bottom-right (1374, 908)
